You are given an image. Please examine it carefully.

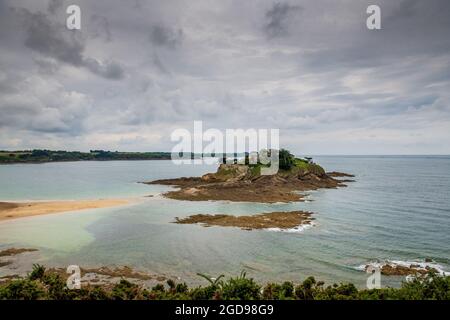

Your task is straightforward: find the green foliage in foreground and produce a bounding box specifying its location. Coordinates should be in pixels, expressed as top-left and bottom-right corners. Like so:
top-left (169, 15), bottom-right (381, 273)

top-left (0, 265), bottom-right (449, 300)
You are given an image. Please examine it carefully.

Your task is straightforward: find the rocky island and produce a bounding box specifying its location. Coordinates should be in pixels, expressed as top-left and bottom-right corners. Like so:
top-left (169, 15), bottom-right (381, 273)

top-left (146, 150), bottom-right (354, 203)
top-left (147, 150), bottom-right (354, 231)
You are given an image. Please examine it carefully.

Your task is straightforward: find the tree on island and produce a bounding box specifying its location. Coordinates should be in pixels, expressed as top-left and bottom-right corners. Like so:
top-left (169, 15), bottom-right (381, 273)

top-left (223, 148), bottom-right (296, 170)
top-left (278, 149), bottom-right (295, 170)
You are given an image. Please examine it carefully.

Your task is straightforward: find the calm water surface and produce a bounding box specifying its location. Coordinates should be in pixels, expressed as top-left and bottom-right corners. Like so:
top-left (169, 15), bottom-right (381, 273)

top-left (0, 157), bottom-right (449, 287)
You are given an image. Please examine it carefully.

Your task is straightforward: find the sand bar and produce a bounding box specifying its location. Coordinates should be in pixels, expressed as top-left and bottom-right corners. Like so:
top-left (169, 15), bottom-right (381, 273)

top-left (0, 199), bottom-right (130, 222)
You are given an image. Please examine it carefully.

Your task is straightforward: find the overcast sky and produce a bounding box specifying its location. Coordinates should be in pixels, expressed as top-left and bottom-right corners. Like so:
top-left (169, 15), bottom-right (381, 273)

top-left (0, 0), bottom-right (449, 155)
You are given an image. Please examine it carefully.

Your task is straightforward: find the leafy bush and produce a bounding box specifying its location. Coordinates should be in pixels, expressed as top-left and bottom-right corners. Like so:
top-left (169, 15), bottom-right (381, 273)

top-left (0, 279), bottom-right (44, 300)
top-left (28, 264), bottom-right (46, 281)
top-left (42, 273), bottom-right (69, 300)
top-left (111, 279), bottom-right (140, 300)
top-left (221, 272), bottom-right (261, 300)
top-left (86, 286), bottom-right (111, 300)
top-left (263, 281), bottom-right (294, 299)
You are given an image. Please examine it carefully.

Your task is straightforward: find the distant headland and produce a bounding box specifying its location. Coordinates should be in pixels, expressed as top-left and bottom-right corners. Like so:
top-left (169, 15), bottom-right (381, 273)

top-left (0, 149), bottom-right (256, 164)
top-left (0, 149), bottom-right (172, 164)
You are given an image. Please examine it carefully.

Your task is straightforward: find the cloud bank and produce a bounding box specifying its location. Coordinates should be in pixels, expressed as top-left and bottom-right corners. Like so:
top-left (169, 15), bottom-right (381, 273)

top-left (0, 0), bottom-right (449, 154)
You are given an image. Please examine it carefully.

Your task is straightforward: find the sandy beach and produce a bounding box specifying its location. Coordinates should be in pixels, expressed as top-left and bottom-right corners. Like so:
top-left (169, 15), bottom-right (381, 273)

top-left (0, 199), bottom-right (130, 222)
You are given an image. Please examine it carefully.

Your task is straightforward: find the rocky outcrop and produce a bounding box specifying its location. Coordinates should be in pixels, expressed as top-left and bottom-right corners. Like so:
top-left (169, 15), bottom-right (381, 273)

top-left (0, 248), bottom-right (38, 257)
top-left (379, 264), bottom-right (438, 276)
top-left (326, 172), bottom-right (355, 178)
top-left (362, 260), bottom-right (442, 276)
top-left (174, 211), bottom-right (314, 230)
top-left (146, 163), bottom-right (353, 203)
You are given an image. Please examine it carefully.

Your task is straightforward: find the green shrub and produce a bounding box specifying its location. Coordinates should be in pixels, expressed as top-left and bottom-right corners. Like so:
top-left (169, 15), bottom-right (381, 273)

top-left (221, 272), bottom-right (261, 300)
top-left (262, 283), bottom-right (281, 299)
top-left (262, 281), bottom-right (294, 299)
top-left (28, 264), bottom-right (46, 281)
top-left (85, 286), bottom-right (110, 300)
top-left (190, 285), bottom-right (219, 300)
top-left (42, 273), bottom-right (69, 300)
top-left (0, 279), bottom-right (44, 300)
top-left (111, 279), bottom-right (140, 300)
top-left (1, 266), bottom-right (450, 300)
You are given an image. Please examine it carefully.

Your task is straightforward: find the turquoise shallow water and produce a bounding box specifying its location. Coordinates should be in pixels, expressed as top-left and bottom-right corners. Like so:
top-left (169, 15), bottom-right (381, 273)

top-left (0, 157), bottom-right (449, 287)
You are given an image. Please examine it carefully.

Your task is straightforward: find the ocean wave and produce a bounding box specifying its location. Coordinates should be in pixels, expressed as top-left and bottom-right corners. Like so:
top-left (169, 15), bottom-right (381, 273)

top-left (265, 222), bottom-right (315, 233)
top-left (354, 259), bottom-right (448, 276)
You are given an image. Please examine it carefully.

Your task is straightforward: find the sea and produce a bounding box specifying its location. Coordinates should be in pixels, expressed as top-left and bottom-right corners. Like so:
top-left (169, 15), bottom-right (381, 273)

top-left (0, 156), bottom-right (449, 287)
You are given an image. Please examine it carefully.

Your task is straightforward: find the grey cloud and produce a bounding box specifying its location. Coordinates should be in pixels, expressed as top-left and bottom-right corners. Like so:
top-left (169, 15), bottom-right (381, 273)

top-left (0, 72), bottom-right (89, 135)
top-left (152, 54), bottom-right (170, 74)
top-left (47, 0), bottom-right (63, 15)
top-left (132, 0), bottom-right (144, 10)
top-left (23, 11), bottom-right (84, 66)
top-left (0, 0), bottom-right (449, 153)
top-left (33, 57), bottom-right (60, 74)
top-left (84, 58), bottom-right (125, 80)
top-left (0, 98), bottom-right (80, 134)
top-left (264, 2), bottom-right (302, 38)
top-left (90, 14), bottom-right (112, 42)
top-left (301, 0), bottom-right (450, 71)
top-left (149, 25), bottom-right (183, 48)
top-left (19, 8), bottom-right (124, 79)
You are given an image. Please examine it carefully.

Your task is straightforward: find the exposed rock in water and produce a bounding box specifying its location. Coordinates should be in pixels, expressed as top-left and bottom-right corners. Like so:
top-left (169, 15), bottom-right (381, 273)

top-left (380, 265), bottom-right (438, 276)
top-left (0, 261), bottom-right (13, 267)
top-left (0, 248), bottom-right (38, 270)
top-left (146, 163), bottom-right (353, 203)
top-left (81, 266), bottom-right (159, 281)
top-left (363, 261), bottom-right (440, 276)
top-left (326, 172), bottom-right (355, 178)
top-left (174, 211), bottom-right (314, 230)
top-left (0, 248), bottom-right (38, 257)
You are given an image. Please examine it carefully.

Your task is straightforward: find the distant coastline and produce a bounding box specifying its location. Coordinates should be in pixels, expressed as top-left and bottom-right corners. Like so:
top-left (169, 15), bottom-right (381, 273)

top-left (0, 149), bottom-right (274, 164)
top-left (3, 150), bottom-right (448, 165)
top-left (0, 150), bottom-right (172, 164)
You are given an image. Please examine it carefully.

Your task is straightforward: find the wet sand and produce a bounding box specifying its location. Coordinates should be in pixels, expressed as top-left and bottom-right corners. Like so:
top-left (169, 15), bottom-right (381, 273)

top-left (0, 199), bottom-right (130, 222)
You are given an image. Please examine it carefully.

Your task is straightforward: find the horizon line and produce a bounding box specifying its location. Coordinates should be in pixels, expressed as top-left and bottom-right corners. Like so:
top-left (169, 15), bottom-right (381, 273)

top-left (1, 150), bottom-right (449, 157)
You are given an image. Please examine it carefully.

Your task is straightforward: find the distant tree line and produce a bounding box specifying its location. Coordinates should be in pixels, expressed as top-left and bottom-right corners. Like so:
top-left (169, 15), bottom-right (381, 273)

top-left (0, 150), bottom-right (173, 163)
